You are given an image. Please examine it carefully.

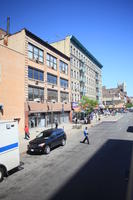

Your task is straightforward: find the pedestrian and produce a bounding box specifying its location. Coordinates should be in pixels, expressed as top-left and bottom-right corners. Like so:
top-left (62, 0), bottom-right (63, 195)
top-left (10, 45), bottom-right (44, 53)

top-left (81, 127), bottom-right (89, 144)
top-left (24, 125), bottom-right (30, 140)
top-left (55, 120), bottom-right (58, 129)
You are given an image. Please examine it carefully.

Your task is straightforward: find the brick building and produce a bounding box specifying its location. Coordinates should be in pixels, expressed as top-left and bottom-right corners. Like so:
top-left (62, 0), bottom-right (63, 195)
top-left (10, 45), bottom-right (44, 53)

top-left (0, 28), bottom-right (71, 133)
top-left (102, 83), bottom-right (127, 108)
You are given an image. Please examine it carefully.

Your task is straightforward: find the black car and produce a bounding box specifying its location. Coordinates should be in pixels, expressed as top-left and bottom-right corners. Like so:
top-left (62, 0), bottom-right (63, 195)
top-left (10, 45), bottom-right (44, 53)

top-left (27, 128), bottom-right (67, 154)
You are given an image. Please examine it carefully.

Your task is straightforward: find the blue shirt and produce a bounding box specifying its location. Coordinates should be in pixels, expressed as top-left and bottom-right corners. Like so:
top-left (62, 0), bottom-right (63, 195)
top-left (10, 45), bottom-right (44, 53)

top-left (84, 129), bottom-right (88, 137)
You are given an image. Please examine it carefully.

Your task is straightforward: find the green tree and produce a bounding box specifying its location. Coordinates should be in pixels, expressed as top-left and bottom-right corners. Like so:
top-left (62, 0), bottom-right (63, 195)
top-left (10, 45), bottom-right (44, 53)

top-left (125, 103), bottom-right (133, 108)
top-left (79, 96), bottom-right (98, 114)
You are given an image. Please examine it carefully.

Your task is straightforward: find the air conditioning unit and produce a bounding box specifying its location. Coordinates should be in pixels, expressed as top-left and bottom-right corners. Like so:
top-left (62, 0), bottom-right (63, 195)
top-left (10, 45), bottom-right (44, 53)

top-left (34, 98), bottom-right (40, 103)
top-left (51, 99), bottom-right (56, 103)
top-left (35, 58), bottom-right (39, 63)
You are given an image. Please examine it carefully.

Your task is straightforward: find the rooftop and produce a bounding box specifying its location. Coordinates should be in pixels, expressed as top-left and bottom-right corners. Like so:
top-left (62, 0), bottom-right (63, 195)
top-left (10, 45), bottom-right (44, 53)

top-left (70, 35), bottom-right (103, 69)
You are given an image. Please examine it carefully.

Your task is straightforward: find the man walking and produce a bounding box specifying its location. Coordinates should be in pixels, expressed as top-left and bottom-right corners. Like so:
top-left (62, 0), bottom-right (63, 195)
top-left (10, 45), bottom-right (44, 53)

top-left (81, 127), bottom-right (89, 144)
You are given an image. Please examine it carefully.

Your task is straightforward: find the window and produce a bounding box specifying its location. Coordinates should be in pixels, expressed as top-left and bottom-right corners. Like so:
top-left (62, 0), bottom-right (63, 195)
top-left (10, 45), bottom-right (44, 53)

top-left (60, 92), bottom-right (69, 102)
top-left (77, 72), bottom-right (79, 79)
top-left (47, 53), bottom-right (57, 70)
top-left (77, 60), bottom-right (79, 68)
top-left (70, 57), bottom-right (73, 64)
top-left (28, 43), bottom-right (43, 63)
top-left (71, 81), bottom-right (73, 90)
top-left (59, 61), bottom-right (68, 74)
top-left (75, 83), bottom-right (76, 91)
top-left (71, 69), bottom-right (73, 78)
top-left (70, 46), bottom-right (72, 53)
top-left (47, 89), bottom-right (58, 102)
top-left (28, 86), bottom-right (44, 101)
top-left (73, 48), bottom-right (75, 55)
top-left (28, 67), bottom-right (44, 81)
top-left (60, 78), bottom-right (68, 88)
top-left (74, 59), bottom-right (75, 66)
top-left (74, 71), bottom-right (76, 78)
top-left (47, 73), bottom-right (57, 85)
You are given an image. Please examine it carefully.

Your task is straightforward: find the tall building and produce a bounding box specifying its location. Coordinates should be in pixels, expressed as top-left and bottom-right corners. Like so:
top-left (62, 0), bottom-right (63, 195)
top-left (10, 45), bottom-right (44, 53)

top-left (51, 35), bottom-right (103, 104)
top-left (0, 28), bottom-right (71, 133)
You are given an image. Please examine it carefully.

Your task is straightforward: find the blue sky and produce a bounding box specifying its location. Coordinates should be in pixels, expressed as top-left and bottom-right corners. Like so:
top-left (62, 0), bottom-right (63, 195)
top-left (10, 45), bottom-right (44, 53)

top-left (0, 0), bottom-right (133, 96)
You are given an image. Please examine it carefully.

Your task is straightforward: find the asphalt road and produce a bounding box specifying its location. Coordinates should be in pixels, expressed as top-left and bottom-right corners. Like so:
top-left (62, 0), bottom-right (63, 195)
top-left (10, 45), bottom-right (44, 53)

top-left (0, 112), bottom-right (133, 200)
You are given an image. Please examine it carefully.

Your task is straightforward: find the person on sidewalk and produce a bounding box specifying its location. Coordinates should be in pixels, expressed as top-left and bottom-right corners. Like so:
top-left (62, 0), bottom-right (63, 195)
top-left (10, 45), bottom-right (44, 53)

top-left (81, 127), bottom-right (89, 144)
top-left (24, 125), bottom-right (30, 140)
top-left (55, 120), bottom-right (58, 129)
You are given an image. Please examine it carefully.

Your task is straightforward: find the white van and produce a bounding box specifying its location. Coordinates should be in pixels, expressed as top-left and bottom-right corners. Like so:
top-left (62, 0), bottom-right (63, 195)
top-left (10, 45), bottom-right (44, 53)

top-left (0, 120), bottom-right (20, 182)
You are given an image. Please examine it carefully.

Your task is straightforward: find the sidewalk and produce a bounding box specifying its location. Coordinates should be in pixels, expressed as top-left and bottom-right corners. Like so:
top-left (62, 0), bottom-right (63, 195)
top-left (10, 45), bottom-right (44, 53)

top-left (19, 113), bottom-right (123, 155)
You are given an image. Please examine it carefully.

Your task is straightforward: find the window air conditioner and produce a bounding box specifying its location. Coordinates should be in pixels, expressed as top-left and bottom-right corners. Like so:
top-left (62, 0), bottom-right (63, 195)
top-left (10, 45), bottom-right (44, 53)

top-left (35, 58), bottom-right (39, 63)
top-left (34, 98), bottom-right (41, 103)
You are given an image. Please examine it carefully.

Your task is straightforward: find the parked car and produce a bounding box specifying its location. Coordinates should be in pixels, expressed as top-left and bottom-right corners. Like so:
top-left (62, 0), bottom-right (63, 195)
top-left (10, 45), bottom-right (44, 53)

top-left (27, 128), bottom-right (67, 154)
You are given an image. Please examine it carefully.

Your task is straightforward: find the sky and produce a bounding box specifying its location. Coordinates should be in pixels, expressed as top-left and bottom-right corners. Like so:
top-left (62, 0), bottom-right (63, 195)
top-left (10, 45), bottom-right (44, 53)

top-left (0, 0), bottom-right (133, 96)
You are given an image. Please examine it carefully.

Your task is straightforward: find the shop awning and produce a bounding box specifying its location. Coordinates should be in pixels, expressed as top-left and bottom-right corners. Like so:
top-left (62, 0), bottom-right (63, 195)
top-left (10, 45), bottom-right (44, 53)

top-left (73, 107), bottom-right (81, 112)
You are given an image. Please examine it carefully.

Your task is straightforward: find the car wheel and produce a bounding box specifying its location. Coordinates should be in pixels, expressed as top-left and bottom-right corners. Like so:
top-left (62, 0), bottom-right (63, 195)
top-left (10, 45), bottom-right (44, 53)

top-left (61, 139), bottom-right (66, 146)
top-left (0, 167), bottom-right (4, 182)
top-left (44, 145), bottom-right (50, 154)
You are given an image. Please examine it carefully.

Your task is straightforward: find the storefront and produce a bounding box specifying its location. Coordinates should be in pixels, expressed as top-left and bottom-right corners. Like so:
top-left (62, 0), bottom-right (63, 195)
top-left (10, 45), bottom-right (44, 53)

top-left (29, 111), bottom-right (70, 129)
top-left (29, 113), bottom-right (45, 128)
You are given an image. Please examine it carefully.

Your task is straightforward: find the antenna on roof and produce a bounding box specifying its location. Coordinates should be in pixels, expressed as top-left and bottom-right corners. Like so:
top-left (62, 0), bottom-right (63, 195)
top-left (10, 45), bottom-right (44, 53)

top-left (7, 17), bottom-right (10, 35)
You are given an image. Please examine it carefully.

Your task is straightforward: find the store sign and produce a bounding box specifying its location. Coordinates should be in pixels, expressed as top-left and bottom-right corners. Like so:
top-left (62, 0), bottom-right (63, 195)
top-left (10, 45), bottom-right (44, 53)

top-left (71, 102), bottom-right (79, 109)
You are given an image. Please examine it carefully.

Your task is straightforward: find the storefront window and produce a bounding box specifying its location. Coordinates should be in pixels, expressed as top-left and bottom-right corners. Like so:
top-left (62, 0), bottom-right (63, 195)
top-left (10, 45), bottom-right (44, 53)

top-left (29, 113), bottom-right (45, 128)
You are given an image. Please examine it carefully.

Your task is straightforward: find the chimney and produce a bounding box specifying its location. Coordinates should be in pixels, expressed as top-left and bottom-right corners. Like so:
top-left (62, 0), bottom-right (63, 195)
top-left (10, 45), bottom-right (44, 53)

top-left (7, 17), bottom-right (10, 35)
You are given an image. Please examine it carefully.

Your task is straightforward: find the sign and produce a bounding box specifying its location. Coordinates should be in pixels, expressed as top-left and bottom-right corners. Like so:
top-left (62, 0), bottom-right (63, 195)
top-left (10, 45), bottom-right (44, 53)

top-left (71, 102), bottom-right (79, 109)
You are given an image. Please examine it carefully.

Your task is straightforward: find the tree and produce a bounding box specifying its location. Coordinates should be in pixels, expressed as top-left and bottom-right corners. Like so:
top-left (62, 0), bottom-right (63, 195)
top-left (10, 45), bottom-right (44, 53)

top-left (125, 102), bottom-right (133, 108)
top-left (79, 96), bottom-right (98, 114)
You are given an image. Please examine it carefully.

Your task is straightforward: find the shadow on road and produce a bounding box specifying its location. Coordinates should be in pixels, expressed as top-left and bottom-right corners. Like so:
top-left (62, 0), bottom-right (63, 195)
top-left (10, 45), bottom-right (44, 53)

top-left (49, 139), bottom-right (133, 200)
top-left (127, 126), bottom-right (133, 133)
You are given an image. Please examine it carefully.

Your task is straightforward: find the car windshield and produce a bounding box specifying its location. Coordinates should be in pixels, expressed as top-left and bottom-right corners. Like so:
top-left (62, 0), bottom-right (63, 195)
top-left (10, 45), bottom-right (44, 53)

top-left (36, 129), bottom-right (53, 138)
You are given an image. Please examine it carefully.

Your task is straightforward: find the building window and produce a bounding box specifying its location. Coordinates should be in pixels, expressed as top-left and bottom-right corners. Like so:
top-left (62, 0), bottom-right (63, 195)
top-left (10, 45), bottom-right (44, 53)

top-left (71, 69), bottom-right (73, 78)
top-left (28, 67), bottom-right (44, 81)
top-left (46, 53), bottom-right (57, 70)
top-left (47, 89), bottom-right (58, 102)
top-left (60, 92), bottom-right (69, 102)
top-left (28, 43), bottom-right (43, 63)
top-left (70, 57), bottom-right (73, 64)
top-left (60, 78), bottom-right (68, 88)
top-left (59, 60), bottom-right (68, 74)
top-left (74, 71), bottom-right (76, 78)
top-left (73, 48), bottom-right (75, 55)
top-left (28, 86), bottom-right (44, 101)
top-left (77, 72), bottom-right (79, 79)
top-left (74, 59), bottom-right (75, 66)
top-left (70, 46), bottom-right (72, 53)
top-left (47, 73), bottom-right (57, 85)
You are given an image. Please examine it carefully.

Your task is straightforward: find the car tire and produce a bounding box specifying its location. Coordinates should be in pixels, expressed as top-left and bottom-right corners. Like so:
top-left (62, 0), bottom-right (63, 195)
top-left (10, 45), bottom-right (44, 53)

top-left (0, 167), bottom-right (4, 182)
top-left (61, 139), bottom-right (66, 146)
top-left (44, 145), bottom-right (50, 154)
